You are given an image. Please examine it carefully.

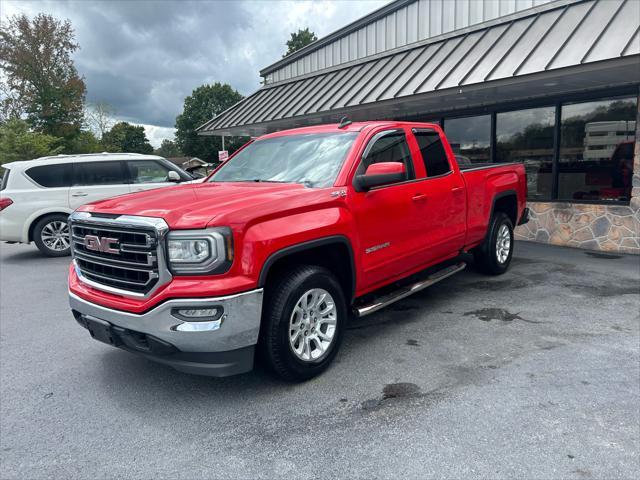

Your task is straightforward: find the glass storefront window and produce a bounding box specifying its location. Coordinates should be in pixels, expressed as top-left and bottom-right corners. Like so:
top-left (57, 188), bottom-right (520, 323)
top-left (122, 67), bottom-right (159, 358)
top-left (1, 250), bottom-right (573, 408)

top-left (496, 106), bottom-right (555, 200)
top-left (444, 115), bottom-right (491, 164)
top-left (558, 97), bottom-right (637, 202)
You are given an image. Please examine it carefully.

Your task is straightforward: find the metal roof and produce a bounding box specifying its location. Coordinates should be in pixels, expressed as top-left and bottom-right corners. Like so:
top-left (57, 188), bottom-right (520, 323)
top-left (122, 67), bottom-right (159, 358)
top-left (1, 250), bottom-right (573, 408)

top-left (199, 0), bottom-right (640, 137)
top-left (261, 0), bottom-right (556, 84)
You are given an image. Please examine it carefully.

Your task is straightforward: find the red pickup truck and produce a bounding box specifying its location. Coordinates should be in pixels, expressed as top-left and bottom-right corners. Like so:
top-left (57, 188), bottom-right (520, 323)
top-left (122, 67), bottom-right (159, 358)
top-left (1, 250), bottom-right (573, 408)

top-left (68, 121), bottom-right (528, 381)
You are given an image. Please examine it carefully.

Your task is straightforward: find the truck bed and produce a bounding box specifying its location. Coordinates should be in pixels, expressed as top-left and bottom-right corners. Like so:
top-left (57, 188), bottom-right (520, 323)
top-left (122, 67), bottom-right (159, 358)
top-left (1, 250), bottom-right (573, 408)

top-left (459, 161), bottom-right (526, 248)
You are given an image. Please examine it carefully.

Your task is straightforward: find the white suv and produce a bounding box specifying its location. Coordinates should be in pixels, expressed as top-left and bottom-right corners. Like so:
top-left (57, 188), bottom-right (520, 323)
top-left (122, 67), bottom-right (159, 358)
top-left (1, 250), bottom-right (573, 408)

top-left (0, 153), bottom-right (193, 256)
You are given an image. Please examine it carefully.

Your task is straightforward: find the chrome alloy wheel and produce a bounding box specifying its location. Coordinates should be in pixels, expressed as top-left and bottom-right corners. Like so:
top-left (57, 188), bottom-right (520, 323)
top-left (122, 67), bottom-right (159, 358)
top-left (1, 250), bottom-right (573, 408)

top-left (289, 288), bottom-right (337, 362)
top-left (41, 221), bottom-right (70, 251)
top-left (496, 223), bottom-right (511, 264)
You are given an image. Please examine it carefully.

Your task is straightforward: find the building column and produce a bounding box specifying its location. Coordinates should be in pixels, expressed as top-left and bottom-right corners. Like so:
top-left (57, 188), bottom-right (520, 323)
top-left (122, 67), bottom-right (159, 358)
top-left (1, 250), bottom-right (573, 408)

top-left (631, 96), bottom-right (640, 212)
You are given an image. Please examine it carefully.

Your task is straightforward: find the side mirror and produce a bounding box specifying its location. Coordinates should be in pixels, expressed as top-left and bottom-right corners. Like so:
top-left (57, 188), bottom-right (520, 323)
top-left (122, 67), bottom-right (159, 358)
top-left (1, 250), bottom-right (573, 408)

top-left (355, 162), bottom-right (407, 191)
top-left (168, 170), bottom-right (181, 182)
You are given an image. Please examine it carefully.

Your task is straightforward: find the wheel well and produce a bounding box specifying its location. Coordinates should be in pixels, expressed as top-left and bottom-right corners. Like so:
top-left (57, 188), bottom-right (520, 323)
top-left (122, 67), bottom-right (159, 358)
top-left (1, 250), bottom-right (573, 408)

top-left (28, 212), bottom-right (69, 242)
top-left (493, 194), bottom-right (517, 226)
top-left (261, 240), bottom-right (355, 302)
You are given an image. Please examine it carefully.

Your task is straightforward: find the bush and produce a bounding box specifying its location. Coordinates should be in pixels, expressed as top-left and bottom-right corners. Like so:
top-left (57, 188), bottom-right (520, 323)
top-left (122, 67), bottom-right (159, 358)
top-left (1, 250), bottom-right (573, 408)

top-left (0, 119), bottom-right (63, 164)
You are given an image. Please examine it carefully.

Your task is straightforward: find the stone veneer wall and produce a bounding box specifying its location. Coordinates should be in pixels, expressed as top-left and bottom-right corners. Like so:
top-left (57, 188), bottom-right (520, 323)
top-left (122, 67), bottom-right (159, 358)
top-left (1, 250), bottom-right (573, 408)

top-left (515, 97), bottom-right (640, 255)
top-left (515, 202), bottom-right (639, 253)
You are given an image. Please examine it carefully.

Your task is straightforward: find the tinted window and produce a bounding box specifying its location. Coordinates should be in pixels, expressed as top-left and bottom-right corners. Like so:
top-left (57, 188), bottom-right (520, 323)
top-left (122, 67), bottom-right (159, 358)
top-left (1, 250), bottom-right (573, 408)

top-left (444, 115), bottom-right (491, 163)
top-left (26, 164), bottom-right (72, 188)
top-left (558, 97), bottom-right (636, 202)
top-left (358, 131), bottom-right (415, 181)
top-left (73, 161), bottom-right (125, 186)
top-left (414, 130), bottom-right (451, 177)
top-left (128, 160), bottom-right (172, 184)
top-left (1, 168), bottom-right (9, 190)
top-left (496, 106), bottom-right (555, 200)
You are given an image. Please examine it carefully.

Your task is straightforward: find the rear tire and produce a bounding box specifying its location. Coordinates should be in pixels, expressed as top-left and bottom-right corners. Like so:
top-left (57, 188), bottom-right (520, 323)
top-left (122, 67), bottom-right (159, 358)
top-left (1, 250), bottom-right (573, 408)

top-left (473, 212), bottom-right (513, 275)
top-left (33, 214), bottom-right (71, 257)
top-left (260, 265), bottom-right (346, 382)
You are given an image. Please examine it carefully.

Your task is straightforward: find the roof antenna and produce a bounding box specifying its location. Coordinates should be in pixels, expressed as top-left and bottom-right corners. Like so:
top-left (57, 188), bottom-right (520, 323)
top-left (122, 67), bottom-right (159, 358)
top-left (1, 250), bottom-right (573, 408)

top-left (338, 116), bottom-right (352, 129)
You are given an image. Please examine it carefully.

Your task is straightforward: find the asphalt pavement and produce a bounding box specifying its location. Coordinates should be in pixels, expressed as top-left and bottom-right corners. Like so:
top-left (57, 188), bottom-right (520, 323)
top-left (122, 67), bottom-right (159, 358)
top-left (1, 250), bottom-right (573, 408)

top-left (1, 241), bottom-right (638, 479)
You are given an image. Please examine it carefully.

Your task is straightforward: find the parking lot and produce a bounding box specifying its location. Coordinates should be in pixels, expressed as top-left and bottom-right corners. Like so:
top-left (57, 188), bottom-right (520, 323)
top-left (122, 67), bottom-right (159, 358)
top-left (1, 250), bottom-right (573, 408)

top-left (0, 240), bottom-right (638, 479)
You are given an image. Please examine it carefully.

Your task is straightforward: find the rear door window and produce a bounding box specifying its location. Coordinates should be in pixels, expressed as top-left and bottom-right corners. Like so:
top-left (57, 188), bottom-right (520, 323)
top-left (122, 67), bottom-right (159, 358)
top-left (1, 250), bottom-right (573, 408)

top-left (73, 161), bottom-right (126, 186)
top-left (26, 164), bottom-right (73, 188)
top-left (414, 130), bottom-right (451, 177)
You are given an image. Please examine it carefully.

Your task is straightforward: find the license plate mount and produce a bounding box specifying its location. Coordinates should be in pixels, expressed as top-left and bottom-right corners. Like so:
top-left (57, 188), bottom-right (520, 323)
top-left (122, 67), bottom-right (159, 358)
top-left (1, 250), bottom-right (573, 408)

top-left (84, 316), bottom-right (121, 347)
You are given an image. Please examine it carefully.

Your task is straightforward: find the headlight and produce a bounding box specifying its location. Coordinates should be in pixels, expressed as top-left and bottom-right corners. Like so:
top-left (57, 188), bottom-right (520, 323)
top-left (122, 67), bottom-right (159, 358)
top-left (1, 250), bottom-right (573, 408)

top-left (168, 238), bottom-right (212, 263)
top-left (167, 227), bottom-right (233, 274)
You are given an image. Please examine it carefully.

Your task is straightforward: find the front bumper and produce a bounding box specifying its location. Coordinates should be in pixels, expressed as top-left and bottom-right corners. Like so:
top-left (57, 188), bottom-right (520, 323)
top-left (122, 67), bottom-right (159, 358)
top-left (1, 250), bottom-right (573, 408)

top-left (69, 288), bottom-right (263, 376)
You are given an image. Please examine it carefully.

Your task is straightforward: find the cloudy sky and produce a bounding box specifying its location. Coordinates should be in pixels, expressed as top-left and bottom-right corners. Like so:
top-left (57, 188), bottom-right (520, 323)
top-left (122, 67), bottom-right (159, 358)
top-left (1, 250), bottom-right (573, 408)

top-left (2, 0), bottom-right (389, 146)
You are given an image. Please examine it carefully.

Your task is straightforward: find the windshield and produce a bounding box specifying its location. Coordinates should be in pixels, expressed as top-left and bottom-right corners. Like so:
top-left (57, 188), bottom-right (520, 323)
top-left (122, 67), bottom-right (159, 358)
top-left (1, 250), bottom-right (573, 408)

top-left (210, 132), bottom-right (358, 188)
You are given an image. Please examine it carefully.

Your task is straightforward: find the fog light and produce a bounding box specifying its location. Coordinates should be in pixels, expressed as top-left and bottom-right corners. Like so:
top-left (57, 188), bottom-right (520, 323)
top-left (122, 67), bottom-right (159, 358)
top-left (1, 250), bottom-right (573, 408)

top-left (171, 306), bottom-right (223, 321)
top-left (171, 307), bottom-right (225, 332)
top-left (176, 308), bottom-right (218, 319)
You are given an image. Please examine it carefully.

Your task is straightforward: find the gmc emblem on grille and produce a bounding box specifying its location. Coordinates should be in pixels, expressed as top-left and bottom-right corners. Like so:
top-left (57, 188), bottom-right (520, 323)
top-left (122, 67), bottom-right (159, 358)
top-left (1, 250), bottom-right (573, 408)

top-left (84, 235), bottom-right (120, 254)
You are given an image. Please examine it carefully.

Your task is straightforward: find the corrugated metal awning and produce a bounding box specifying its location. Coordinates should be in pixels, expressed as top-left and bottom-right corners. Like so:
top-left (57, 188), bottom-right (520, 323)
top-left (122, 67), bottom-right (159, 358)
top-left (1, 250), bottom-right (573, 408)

top-left (199, 0), bottom-right (640, 137)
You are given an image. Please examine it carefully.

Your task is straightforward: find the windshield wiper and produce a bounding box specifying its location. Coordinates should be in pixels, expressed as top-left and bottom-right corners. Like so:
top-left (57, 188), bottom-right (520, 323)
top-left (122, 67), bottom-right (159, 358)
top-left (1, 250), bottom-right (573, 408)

top-left (251, 179), bottom-right (290, 183)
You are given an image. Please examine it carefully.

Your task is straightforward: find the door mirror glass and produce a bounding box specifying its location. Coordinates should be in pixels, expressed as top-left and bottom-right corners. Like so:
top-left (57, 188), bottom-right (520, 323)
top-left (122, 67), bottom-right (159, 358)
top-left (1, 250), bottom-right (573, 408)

top-left (167, 170), bottom-right (181, 182)
top-left (355, 162), bottom-right (406, 191)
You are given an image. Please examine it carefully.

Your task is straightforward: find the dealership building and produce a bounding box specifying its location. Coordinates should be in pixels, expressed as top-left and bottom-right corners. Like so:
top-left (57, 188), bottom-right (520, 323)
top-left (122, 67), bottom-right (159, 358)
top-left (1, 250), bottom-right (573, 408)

top-left (199, 0), bottom-right (640, 254)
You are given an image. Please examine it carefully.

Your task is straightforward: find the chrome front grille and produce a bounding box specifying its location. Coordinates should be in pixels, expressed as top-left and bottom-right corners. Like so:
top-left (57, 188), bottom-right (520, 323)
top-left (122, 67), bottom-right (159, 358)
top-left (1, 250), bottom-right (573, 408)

top-left (69, 212), bottom-right (171, 297)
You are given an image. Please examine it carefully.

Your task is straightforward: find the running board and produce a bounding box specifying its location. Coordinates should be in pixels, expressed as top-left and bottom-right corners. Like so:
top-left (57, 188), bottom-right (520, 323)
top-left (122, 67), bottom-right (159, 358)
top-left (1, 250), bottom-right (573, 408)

top-left (354, 262), bottom-right (466, 318)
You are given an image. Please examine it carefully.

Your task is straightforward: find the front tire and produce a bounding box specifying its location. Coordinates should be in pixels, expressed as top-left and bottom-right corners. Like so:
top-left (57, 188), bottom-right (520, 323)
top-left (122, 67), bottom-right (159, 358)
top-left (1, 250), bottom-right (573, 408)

top-left (260, 265), bottom-right (346, 382)
top-left (33, 214), bottom-right (71, 257)
top-left (473, 212), bottom-right (514, 275)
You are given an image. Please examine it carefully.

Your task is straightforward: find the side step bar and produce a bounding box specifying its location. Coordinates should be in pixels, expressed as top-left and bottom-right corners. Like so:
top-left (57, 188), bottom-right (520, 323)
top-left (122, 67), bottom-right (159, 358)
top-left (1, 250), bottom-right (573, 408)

top-left (354, 262), bottom-right (466, 318)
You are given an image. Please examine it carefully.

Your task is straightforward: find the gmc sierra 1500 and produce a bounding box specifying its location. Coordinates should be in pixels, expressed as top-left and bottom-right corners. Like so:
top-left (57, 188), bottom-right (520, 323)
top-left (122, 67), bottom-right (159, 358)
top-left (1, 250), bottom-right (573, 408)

top-left (68, 121), bottom-right (528, 381)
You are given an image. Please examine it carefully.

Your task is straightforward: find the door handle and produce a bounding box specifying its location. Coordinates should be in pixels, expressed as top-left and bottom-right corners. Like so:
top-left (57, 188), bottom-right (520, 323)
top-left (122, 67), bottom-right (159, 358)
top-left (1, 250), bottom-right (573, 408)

top-left (451, 187), bottom-right (464, 194)
top-left (71, 192), bottom-right (88, 197)
top-left (412, 193), bottom-right (427, 202)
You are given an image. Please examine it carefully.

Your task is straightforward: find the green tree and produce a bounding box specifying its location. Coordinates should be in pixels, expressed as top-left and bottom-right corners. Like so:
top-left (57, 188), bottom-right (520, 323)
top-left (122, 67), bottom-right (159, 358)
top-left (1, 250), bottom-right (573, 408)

top-left (175, 83), bottom-right (245, 162)
top-left (0, 13), bottom-right (86, 140)
top-left (0, 118), bottom-right (63, 164)
top-left (154, 139), bottom-right (182, 158)
top-left (67, 130), bottom-right (103, 154)
top-left (284, 28), bottom-right (317, 57)
top-left (102, 122), bottom-right (153, 154)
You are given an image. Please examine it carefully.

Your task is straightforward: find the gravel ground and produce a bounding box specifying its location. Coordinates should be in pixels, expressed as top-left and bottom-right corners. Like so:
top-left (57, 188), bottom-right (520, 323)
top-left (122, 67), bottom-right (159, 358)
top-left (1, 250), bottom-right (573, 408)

top-left (1, 240), bottom-right (638, 479)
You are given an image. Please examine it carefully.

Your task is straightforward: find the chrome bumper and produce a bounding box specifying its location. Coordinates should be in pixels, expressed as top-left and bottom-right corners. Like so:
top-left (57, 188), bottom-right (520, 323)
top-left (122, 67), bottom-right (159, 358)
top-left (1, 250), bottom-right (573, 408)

top-left (69, 288), bottom-right (264, 353)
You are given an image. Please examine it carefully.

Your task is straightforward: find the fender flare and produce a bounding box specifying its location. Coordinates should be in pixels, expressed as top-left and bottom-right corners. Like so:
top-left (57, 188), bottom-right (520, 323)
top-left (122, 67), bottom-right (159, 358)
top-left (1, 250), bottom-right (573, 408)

top-left (257, 235), bottom-right (356, 301)
top-left (477, 190), bottom-right (517, 248)
top-left (489, 190), bottom-right (517, 224)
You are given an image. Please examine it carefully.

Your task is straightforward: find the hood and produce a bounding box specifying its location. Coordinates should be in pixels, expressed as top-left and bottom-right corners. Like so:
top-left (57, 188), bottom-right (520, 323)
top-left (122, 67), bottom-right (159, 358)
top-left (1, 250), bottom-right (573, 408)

top-left (79, 182), bottom-right (336, 229)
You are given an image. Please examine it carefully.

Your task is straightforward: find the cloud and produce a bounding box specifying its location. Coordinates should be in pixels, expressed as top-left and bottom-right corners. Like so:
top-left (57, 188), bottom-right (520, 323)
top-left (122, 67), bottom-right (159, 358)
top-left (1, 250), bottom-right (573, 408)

top-left (3, 0), bottom-right (389, 145)
top-left (143, 125), bottom-right (176, 149)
